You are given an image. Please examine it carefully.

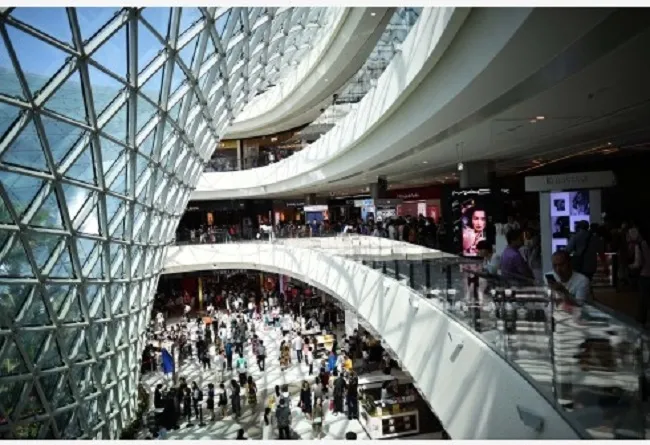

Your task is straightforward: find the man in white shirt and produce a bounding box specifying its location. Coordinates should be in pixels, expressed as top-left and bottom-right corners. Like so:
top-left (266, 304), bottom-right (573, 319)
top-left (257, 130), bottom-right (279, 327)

top-left (546, 250), bottom-right (591, 306)
top-left (214, 351), bottom-right (226, 382)
top-left (292, 335), bottom-right (304, 363)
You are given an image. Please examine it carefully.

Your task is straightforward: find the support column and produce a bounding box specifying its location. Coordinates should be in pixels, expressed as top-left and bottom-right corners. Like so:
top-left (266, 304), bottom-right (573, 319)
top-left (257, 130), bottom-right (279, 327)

top-left (369, 176), bottom-right (388, 199)
top-left (236, 139), bottom-right (242, 170)
top-left (305, 194), bottom-right (317, 205)
top-left (459, 160), bottom-right (495, 188)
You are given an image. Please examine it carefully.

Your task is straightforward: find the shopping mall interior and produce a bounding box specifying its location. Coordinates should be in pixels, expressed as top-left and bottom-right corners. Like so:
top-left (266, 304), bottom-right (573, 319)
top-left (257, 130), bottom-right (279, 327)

top-left (1, 5), bottom-right (650, 441)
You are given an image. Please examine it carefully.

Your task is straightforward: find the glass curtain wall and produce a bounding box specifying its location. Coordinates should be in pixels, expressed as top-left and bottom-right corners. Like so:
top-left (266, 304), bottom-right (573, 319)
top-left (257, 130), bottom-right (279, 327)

top-left (0, 6), bottom-right (334, 439)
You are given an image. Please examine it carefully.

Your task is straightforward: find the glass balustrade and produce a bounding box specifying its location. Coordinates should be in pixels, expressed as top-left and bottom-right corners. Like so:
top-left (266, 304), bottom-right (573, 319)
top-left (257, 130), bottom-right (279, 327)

top-left (172, 232), bottom-right (650, 439)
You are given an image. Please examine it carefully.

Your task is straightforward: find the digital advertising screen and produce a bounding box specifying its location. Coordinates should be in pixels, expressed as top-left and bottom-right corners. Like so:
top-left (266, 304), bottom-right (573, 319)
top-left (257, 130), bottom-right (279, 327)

top-left (450, 188), bottom-right (493, 257)
top-left (549, 190), bottom-right (590, 253)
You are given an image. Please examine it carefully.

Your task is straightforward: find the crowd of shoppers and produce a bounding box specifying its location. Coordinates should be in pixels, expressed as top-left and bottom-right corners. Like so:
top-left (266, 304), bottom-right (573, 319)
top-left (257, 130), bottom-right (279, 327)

top-left (143, 273), bottom-right (387, 439)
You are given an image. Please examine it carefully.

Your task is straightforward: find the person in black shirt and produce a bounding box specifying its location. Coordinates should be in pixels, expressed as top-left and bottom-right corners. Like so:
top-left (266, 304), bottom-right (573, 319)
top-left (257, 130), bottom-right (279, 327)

top-left (182, 387), bottom-right (192, 423)
top-left (333, 374), bottom-right (346, 415)
top-left (346, 371), bottom-right (359, 420)
top-left (207, 383), bottom-right (215, 421)
top-left (154, 384), bottom-right (164, 409)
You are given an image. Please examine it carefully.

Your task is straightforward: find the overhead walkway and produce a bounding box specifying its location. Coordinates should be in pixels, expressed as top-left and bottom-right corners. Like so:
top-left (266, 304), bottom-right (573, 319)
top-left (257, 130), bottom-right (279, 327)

top-left (224, 8), bottom-right (394, 139)
top-left (193, 8), bottom-right (649, 199)
top-left (163, 235), bottom-right (649, 439)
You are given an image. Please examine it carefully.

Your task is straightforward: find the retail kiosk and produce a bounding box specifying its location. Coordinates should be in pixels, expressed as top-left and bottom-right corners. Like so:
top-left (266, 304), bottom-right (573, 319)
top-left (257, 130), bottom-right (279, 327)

top-left (358, 371), bottom-right (420, 439)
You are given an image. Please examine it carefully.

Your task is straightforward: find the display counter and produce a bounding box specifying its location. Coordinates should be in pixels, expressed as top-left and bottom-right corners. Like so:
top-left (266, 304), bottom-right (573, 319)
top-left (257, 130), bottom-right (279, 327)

top-left (358, 372), bottom-right (420, 439)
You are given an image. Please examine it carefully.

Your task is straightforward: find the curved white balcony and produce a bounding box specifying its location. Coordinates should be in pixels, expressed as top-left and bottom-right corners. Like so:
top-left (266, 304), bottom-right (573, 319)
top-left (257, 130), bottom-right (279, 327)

top-left (163, 239), bottom-right (584, 439)
top-left (224, 8), bottom-right (393, 139)
top-left (193, 8), bottom-right (626, 199)
top-left (193, 6), bottom-right (468, 199)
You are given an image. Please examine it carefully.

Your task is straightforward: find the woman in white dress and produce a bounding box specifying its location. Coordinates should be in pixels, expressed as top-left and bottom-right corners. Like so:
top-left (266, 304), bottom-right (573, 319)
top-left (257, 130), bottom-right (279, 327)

top-left (262, 407), bottom-right (275, 439)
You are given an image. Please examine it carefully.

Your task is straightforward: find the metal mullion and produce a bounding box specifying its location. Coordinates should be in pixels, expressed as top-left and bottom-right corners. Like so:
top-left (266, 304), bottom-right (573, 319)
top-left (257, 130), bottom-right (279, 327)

top-left (123, 15), bottom-right (139, 363)
top-left (151, 9), bottom-right (179, 166)
top-left (84, 9), bottom-right (130, 56)
top-left (0, 93), bottom-right (28, 110)
top-left (0, 23), bottom-right (37, 111)
top-left (3, 16), bottom-right (80, 57)
top-left (221, 7), bottom-right (240, 43)
top-left (241, 9), bottom-right (251, 102)
top-left (276, 8), bottom-right (295, 72)
top-left (258, 14), bottom-right (274, 90)
top-left (66, 15), bottom-right (107, 435)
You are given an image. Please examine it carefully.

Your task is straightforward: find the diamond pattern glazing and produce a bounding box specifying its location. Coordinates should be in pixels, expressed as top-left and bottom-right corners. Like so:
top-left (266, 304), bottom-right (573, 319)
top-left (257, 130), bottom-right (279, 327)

top-left (0, 6), bottom-right (335, 439)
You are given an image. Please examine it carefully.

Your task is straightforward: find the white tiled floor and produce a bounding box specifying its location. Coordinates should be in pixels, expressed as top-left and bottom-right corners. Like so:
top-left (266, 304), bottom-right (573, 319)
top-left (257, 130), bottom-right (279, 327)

top-left (142, 319), bottom-right (369, 440)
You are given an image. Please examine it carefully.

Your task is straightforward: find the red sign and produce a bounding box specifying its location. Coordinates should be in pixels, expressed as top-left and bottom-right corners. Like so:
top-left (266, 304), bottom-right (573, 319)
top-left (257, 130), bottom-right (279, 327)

top-left (388, 185), bottom-right (442, 200)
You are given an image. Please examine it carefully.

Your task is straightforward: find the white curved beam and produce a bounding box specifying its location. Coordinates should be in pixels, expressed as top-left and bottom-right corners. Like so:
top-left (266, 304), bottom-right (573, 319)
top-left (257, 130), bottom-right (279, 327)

top-left (223, 8), bottom-right (393, 139)
top-left (163, 241), bottom-right (582, 440)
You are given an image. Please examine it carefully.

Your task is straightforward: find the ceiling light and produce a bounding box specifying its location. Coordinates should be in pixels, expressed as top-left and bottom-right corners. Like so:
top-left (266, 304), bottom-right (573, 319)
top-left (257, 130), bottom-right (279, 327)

top-left (422, 161), bottom-right (428, 164)
top-left (529, 119), bottom-right (537, 124)
top-left (457, 162), bottom-right (464, 171)
top-left (536, 116), bottom-right (545, 120)
top-left (371, 12), bottom-right (376, 16)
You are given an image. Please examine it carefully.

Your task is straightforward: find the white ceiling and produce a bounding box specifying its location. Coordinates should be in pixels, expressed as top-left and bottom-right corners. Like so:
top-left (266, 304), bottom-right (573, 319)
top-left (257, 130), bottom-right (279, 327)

top-left (301, 17), bottom-right (650, 195)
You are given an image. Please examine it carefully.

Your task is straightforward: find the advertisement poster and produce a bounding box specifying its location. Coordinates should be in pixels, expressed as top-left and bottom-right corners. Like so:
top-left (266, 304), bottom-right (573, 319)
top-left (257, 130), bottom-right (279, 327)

top-left (450, 188), bottom-right (493, 257)
top-left (549, 190), bottom-right (590, 254)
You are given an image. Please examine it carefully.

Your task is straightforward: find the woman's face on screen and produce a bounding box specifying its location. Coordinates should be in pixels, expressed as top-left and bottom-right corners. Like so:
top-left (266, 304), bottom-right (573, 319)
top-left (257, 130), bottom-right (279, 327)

top-left (472, 210), bottom-right (486, 232)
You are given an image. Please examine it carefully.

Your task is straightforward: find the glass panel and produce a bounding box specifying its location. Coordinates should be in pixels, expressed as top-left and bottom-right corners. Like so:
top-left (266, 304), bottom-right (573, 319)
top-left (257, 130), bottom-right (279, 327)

top-left (5, 24), bottom-right (70, 96)
top-left (2, 118), bottom-right (48, 172)
top-left (75, 7), bottom-right (120, 41)
top-left (10, 8), bottom-right (74, 45)
top-left (140, 7), bottom-right (171, 40)
top-left (40, 115), bottom-right (85, 166)
top-left (44, 70), bottom-right (88, 123)
top-left (91, 24), bottom-right (127, 79)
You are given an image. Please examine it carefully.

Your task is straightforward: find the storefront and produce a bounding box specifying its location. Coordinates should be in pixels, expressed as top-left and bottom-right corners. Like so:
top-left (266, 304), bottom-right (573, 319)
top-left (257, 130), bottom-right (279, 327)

top-left (180, 200), bottom-right (272, 239)
top-left (388, 186), bottom-right (443, 222)
top-left (328, 197), bottom-right (365, 222)
top-left (354, 199), bottom-right (402, 222)
top-left (205, 139), bottom-right (239, 172)
top-left (273, 200), bottom-right (306, 225)
top-left (304, 204), bottom-right (329, 223)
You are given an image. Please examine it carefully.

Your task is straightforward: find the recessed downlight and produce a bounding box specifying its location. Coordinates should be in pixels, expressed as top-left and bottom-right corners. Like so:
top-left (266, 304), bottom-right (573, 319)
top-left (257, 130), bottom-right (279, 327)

top-left (371, 12), bottom-right (376, 16)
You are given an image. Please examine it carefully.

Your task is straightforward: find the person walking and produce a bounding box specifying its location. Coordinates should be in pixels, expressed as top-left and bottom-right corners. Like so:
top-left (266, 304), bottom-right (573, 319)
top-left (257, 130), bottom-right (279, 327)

top-left (346, 371), bottom-right (359, 420)
top-left (206, 383), bottom-right (216, 421)
top-left (231, 380), bottom-right (242, 418)
top-left (225, 341), bottom-right (234, 371)
top-left (217, 382), bottom-right (228, 418)
top-left (305, 346), bottom-right (314, 375)
top-left (299, 380), bottom-right (312, 420)
top-left (262, 407), bottom-right (275, 440)
top-left (257, 340), bottom-right (266, 371)
top-left (292, 334), bottom-right (304, 364)
top-left (246, 375), bottom-right (258, 409)
top-left (235, 353), bottom-right (248, 386)
top-left (276, 398), bottom-right (292, 440)
top-left (332, 374), bottom-right (346, 416)
top-left (312, 396), bottom-right (325, 439)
